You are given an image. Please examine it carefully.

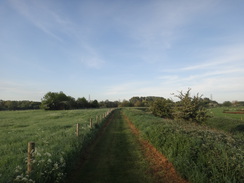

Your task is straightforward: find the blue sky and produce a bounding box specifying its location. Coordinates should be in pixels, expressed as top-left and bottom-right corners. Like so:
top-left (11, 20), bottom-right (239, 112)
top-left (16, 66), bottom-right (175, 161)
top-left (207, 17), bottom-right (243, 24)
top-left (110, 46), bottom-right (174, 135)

top-left (0, 0), bottom-right (244, 103)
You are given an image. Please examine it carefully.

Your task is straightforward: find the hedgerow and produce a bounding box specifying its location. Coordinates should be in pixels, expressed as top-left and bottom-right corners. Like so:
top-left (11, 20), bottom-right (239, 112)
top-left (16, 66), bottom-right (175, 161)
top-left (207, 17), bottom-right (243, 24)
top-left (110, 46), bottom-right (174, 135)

top-left (122, 108), bottom-right (244, 183)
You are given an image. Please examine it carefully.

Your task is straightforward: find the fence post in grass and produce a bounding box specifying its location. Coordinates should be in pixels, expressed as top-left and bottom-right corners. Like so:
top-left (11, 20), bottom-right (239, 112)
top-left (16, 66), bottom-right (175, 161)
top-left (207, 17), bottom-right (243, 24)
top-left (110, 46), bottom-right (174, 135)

top-left (76, 123), bottom-right (80, 136)
top-left (90, 118), bottom-right (93, 128)
top-left (27, 142), bottom-right (35, 174)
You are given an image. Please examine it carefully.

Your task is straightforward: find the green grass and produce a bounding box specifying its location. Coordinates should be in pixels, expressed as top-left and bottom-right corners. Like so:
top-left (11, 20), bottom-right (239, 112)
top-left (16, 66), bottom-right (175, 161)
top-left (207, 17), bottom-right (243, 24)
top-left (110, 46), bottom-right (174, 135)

top-left (0, 109), bottom-right (110, 183)
top-left (206, 107), bottom-right (244, 133)
top-left (122, 108), bottom-right (244, 183)
top-left (209, 107), bottom-right (244, 119)
top-left (69, 109), bottom-right (152, 183)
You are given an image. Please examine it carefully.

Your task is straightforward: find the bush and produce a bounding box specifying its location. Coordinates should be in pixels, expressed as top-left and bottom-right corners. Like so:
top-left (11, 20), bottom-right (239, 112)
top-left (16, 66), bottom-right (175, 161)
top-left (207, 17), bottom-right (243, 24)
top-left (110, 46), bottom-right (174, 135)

top-left (149, 98), bottom-right (174, 118)
top-left (173, 89), bottom-right (211, 124)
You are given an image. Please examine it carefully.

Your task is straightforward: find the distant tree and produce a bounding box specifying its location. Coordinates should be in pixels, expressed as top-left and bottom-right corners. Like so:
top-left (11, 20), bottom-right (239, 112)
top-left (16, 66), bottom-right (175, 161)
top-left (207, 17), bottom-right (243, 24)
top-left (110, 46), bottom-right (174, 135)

top-left (222, 101), bottom-right (232, 107)
top-left (41, 91), bottom-right (73, 110)
top-left (90, 100), bottom-right (99, 108)
top-left (76, 97), bottom-right (89, 108)
top-left (0, 100), bottom-right (41, 110)
top-left (129, 97), bottom-right (140, 106)
top-left (238, 101), bottom-right (244, 106)
top-left (0, 100), bottom-right (5, 110)
top-left (119, 100), bottom-right (133, 107)
top-left (99, 100), bottom-right (118, 108)
top-left (4, 100), bottom-right (18, 110)
top-left (134, 100), bottom-right (144, 107)
top-left (129, 96), bottom-right (165, 107)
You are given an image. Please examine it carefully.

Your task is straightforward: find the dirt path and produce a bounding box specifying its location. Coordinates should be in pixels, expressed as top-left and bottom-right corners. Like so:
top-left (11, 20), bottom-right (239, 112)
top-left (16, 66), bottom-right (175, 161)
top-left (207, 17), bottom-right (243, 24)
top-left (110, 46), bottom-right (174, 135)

top-left (66, 110), bottom-right (188, 183)
top-left (123, 113), bottom-right (188, 183)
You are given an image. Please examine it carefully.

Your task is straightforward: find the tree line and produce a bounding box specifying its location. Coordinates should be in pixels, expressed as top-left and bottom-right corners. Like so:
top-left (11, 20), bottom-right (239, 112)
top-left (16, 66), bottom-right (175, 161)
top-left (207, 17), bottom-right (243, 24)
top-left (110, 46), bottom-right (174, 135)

top-left (0, 100), bottom-right (41, 110)
top-left (1, 90), bottom-right (243, 111)
top-left (40, 91), bottom-right (119, 110)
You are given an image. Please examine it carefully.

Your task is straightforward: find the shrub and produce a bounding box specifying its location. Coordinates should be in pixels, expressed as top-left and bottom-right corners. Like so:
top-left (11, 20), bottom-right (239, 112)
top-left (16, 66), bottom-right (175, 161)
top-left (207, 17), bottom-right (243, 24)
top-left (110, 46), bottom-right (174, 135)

top-left (149, 98), bottom-right (174, 118)
top-left (173, 89), bottom-right (211, 124)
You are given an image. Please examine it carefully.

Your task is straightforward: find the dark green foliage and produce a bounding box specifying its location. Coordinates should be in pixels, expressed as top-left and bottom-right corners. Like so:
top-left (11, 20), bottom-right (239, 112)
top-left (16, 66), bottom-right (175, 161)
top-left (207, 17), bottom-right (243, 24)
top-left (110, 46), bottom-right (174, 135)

top-left (0, 100), bottom-right (41, 110)
top-left (99, 100), bottom-right (119, 108)
top-left (90, 100), bottom-right (99, 108)
top-left (40, 91), bottom-right (76, 110)
top-left (149, 98), bottom-right (174, 118)
top-left (76, 97), bottom-right (89, 108)
top-left (148, 89), bottom-right (211, 124)
top-left (173, 89), bottom-right (211, 123)
top-left (222, 101), bottom-right (232, 107)
top-left (40, 92), bottom-right (103, 110)
top-left (129, 96), bottom-right (166, 107)
top-left (118, 100), bottom-right (133, 107)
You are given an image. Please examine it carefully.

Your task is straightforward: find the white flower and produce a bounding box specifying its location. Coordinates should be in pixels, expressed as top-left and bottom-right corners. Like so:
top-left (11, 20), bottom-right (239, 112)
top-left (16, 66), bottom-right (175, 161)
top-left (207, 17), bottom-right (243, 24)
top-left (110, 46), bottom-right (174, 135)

top-left (44, 152), bottom-right (52, 157)
top-left (53, 163), bottom-right (59, 170)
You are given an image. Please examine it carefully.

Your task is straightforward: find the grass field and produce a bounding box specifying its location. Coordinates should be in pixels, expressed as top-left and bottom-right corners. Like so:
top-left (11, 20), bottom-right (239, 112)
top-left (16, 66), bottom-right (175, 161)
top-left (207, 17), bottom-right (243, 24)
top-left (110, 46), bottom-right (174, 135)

top-left (0, 109), bottom-right (110, 183)
top-left (1, 107), bottom-right (244, 183)
top-left (122, 108), bottom-right (244, 183)
top-left (206, 107), bottom-right (244, 133)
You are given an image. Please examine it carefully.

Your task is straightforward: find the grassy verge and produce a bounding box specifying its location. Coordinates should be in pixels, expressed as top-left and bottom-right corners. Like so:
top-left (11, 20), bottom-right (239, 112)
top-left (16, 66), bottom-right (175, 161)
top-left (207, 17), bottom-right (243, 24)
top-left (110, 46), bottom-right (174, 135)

top-left (122, 108), bottom-right (244, 183)
top-left (0, 109), bottom-right (110, 183)
top-left (68, 109), bottom-right (152, 183)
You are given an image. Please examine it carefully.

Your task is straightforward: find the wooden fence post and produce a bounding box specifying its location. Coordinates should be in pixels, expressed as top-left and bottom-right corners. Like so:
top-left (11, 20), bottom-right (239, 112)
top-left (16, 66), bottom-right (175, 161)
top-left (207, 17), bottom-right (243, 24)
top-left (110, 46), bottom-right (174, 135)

top-left (27, 142), bottom-right (35, 174)
top-left (90, 118), bottom-right (93, 128)
top-left (76, 123), bottom-right (80, 136)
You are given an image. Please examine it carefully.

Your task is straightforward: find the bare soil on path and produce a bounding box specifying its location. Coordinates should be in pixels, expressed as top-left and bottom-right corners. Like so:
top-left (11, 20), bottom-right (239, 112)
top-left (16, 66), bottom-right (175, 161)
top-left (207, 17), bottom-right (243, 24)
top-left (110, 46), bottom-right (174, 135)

top-left (65, 110), bottom-right (188, 183)
top-left (123, 113), bottom-right (188, 183)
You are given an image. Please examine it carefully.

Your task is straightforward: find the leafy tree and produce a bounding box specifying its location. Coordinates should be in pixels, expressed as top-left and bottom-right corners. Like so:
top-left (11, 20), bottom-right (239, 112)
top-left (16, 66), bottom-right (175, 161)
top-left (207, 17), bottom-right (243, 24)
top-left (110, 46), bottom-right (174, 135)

top-left (76, 97), bottom-right (89, 108)
top-left (119, 100), bottom-right (133, 107)
top-left (173, 89), bottom-right (211, 123)
top-left (90, 100), bottom-right (99, 108)
top-left (222, 101), bottom-right (232, 107)
top-left (41, 91), bottom-right (74, 110)
top-left (99, 100), bottom-right (118, 108)
top-left (149, 98), bottom-right (174, 118)
top-left (134, 100), bottom-right (144, 107)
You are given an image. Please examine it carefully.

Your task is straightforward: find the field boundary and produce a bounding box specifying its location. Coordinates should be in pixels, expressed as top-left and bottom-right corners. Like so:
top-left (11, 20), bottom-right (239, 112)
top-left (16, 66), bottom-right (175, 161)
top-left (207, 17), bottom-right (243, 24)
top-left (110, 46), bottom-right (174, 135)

top-left (65, 110), bottom-right (115, 182)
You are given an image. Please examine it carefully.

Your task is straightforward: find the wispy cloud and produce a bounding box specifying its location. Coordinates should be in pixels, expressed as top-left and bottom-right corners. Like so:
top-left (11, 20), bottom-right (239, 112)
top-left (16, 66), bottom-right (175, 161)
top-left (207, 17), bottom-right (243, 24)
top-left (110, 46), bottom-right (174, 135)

top-left (8, 0), bottom-right (74, 41)
top-left (114, 1), bottom-right (219, 55)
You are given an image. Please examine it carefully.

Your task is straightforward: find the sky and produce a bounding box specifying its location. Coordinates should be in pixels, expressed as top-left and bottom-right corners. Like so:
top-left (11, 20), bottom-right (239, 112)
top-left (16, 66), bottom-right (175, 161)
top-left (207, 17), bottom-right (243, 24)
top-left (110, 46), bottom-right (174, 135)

top-left (0, 0), bottom-right (244, 103)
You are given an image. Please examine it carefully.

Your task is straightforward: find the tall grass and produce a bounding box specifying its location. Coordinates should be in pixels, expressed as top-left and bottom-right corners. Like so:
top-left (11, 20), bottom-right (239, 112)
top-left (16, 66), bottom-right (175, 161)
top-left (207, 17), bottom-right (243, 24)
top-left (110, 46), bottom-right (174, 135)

top-left (0, 109), bottom-right (110, 183)
top-left (122, 108), bottom-right (244, 183)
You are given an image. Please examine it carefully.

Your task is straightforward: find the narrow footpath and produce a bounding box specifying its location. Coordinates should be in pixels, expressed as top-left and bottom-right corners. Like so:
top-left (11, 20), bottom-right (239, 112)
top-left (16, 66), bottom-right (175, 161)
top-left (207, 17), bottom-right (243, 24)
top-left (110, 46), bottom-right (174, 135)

top-left (66, 109), bottom-right (188, 183)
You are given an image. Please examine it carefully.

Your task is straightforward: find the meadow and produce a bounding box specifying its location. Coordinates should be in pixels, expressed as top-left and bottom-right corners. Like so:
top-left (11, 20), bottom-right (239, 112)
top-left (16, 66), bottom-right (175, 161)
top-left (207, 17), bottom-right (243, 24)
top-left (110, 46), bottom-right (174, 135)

top-left (206, 107), bottom-right (244, 133)
top-left (122, 107), bottom-right (244, 183)
top-left (1, 107), bottom-right (244, 183)
top-left (0, 109), bottom-right (111, 183)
